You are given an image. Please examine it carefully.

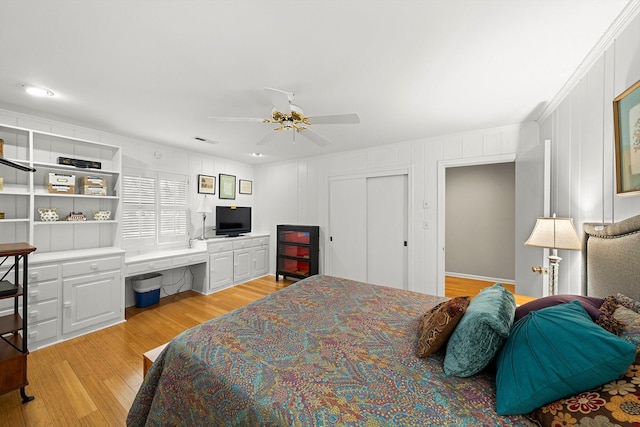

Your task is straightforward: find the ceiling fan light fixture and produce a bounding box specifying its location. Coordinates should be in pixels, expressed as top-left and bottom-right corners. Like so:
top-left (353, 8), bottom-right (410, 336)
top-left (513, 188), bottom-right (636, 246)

top-left (24, 85), bottom-right (54, 97)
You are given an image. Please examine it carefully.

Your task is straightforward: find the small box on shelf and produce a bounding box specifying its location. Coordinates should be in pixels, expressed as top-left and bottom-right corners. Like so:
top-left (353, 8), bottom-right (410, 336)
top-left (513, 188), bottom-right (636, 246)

top-left (47, 184), bottom-right (75, 194)
top-left (47, 173), bottom-right (75, 186)
top-left (81, 186), bottom-right (107, 196)
top-left (79, 176), bottom-right (107, 187)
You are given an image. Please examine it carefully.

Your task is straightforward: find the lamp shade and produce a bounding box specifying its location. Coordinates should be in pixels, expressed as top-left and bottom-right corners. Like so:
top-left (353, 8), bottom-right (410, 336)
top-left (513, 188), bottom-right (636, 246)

top-left (524, 217), bottom-right (581, 250)
top-left (196, 196), bottom-right (213, 214)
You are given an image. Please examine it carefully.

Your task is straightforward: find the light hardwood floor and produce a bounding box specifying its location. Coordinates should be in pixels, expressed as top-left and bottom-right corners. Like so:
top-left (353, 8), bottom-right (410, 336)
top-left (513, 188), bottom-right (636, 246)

top-left (0, 275), bottom-right (512, 426)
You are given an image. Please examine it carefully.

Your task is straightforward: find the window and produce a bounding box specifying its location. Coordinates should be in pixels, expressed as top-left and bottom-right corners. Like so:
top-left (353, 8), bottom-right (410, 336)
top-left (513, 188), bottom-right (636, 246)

top-left (122, 169), bottom-right (188, 247)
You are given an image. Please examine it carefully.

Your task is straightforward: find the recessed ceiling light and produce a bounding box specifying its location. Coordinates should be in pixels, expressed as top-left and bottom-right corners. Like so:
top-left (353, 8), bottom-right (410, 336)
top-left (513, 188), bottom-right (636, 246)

top-left (24, 85), bottom-right (54, 97)
top-left (251, 153), bottom-right (264, 157)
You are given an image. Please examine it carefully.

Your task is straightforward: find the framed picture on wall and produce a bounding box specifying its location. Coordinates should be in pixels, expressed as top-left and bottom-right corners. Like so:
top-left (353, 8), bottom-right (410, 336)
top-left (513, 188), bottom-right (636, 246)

top-left (614, 79), bottom-right (640, 195)
top-left (197, 174), bottom-right (215, 194)
top-left (239, 179), bottom-right (252, 195)
top-left (219, 173), bottom-right (236, 199)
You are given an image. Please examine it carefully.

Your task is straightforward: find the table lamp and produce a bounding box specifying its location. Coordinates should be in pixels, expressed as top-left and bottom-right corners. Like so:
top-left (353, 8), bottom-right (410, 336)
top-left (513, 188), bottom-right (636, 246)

top-left (524, 214), bottom-right (581, 295)
top-left (196, 196), bottom-right (214, 240)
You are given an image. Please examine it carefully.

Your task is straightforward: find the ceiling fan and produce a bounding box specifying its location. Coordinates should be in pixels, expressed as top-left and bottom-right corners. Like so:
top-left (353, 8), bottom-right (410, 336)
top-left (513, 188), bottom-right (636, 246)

top-left (208, 87), bottom-right (359, 147)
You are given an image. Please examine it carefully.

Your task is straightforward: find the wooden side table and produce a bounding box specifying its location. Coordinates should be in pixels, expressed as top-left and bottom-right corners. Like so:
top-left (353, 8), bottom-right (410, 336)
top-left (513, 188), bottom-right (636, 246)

top-left (0, 242), bottom-right (37, 403)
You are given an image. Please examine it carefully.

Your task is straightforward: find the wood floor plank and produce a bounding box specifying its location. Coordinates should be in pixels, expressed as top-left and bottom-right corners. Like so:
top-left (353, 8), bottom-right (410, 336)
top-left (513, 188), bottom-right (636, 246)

top-left (51, 360), bottom-right (98, 419)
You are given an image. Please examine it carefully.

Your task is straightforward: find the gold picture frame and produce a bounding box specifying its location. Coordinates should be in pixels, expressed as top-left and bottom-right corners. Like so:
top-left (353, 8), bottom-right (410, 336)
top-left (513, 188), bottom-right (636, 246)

top-left (614, 79), bottom-right (640, 195)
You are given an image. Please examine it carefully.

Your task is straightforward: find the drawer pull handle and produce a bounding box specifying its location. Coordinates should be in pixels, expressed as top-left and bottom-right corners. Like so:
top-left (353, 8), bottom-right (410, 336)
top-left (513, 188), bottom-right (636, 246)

top-left (30, 272), bottom-right (39, 279)
top-left (29, 311), bottom-right (38, 318)
top-left (29, 331), bottom-right (38, 338)
top-left (64, 302), bottom-right (72, 309)
top-left (90, 263), bottom-right (99, 270)
top-left (29, 290), bottom-right (39, 298)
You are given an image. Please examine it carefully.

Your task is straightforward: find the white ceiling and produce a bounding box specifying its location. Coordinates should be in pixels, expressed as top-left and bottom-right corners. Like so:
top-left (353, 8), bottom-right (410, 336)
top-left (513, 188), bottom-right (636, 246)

top-left (0, 0), bottom-right (634, 164)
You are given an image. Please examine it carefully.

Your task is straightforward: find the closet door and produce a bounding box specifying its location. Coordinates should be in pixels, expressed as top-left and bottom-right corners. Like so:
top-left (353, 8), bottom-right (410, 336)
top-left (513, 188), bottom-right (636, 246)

top-left (328, 178), bottom-right (367, 282)
top-left (328, 174), bottom-right (408, 288)
top-left (367, 175), bottom-right (408, 289)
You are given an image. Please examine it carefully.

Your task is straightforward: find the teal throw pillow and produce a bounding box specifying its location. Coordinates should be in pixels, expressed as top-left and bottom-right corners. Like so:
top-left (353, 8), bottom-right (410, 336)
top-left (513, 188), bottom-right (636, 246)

top-left (495, 300), bottom-right (636, 415)
top-left (444, 283), bottom-right (515, 377)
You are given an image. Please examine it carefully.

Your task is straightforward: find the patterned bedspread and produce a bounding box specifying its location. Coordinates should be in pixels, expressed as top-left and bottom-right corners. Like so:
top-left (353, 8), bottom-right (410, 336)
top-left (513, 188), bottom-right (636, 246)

top-left (127, 275), bottom-right (534, 426)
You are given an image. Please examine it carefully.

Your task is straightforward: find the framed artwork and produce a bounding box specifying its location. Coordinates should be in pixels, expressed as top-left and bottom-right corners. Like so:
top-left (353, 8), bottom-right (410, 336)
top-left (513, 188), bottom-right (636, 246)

top-left (239, 179), bottom-right (252, 195)
top-left (614, 79), bottom-right (640, 195)
top-left (219, 173), bottom-right (236, 199)
top-left (197, 174), bottom-right (215, 194)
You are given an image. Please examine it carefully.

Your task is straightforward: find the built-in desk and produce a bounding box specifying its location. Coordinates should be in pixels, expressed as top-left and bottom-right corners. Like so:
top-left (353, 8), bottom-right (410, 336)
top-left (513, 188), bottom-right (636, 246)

top-left (125, 247), bottom-right (208, 277)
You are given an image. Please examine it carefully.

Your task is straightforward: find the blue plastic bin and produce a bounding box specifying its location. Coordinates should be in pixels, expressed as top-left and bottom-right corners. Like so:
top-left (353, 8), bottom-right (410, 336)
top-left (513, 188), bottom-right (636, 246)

top-left (133, 273), bottom-right (162, 308)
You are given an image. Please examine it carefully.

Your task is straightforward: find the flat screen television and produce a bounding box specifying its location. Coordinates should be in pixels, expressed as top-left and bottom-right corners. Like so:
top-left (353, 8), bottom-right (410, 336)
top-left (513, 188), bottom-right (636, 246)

top-left (215, 206), bottom-right (251, 237)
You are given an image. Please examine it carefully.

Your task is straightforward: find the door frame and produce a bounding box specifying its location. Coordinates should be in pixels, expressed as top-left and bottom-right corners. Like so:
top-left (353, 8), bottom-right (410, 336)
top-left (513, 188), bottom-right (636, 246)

top-left (327, 167), bottom-right (413, 288)
top-left (436, 154), bottom-right (516, 296)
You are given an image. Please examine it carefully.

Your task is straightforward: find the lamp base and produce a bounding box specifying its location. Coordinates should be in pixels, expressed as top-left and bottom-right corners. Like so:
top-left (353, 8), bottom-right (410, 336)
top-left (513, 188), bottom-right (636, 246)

top-left (200, 213), bottom-right (207, 240)
top-left (548, 255), bottom-right (561, 296)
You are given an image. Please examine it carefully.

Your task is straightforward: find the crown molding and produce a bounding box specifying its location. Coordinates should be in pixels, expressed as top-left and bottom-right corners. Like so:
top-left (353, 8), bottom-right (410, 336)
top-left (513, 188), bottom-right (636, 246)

top-left (537, 0), bottom-right (640, 123)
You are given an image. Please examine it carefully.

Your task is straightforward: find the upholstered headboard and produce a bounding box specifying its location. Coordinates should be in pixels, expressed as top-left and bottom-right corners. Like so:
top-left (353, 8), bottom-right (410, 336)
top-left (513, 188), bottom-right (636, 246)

top-left (583, 214), bottom-right (640, 300)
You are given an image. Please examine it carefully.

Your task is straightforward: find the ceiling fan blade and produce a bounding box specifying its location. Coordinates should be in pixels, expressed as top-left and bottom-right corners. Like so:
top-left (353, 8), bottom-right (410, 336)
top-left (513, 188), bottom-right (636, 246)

top-left (264, 87), bottom-right (293, 113)
top-left (299, 128), bottom-right (331, 147)
top-left (306, 113), bottom-right (360, 125)
top-left (256, 131), bottom-right (281, 146)
top-left (208, 117), bottom-right (265, 123)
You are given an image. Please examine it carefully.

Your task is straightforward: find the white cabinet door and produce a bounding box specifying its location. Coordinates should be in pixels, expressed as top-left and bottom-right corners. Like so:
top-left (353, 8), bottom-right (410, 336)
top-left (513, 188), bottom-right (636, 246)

top-left (253, 245), bottom-right (269, 278)
top-left (62, 270), bottom-right (121, 334)
top-left (209, 251), bottom-right (233, 291)
top-left (234, 248), bottom-right (252, 283)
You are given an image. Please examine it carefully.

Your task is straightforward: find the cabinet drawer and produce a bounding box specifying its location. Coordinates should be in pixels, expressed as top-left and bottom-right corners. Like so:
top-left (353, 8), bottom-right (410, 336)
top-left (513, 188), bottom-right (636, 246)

top-left (209, 242), bottom-right (233, 253)
top-left (27, 299), bottom-right (58, 323)
top-left (252, 237), bottom-right (269, 247)
top-left (172, 253), bottom-right (207, 267)
top-left (28, 280), bottom-right (58, 302)
top-left (28, 264), bottom-right (58, 283)
top-left (28, 318), bottom-right (57, 343)
top-left (232, 240), bottom-right (251, 250)
top-left (62, 256), bottom-right (122, 277)
top-left (127, 258), bottom-right (173, 276)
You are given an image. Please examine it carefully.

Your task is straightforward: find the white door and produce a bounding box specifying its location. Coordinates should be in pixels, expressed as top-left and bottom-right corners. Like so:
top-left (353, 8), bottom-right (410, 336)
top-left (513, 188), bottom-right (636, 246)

top-left (515, 140), bottom-right (551, 297)
top-left (234, 248), bottom-right (252, 284)
top-left (253, 245), bottom-right (268, 277)
top-left (328, 178), bottom-right (367, 281)
top-left (328, 174), bottom-right (408, 287)
top-left (62, 270), bottom-right (121, 334)
top-left (209, 251), bottom-right (233, 291)
top-left (367, 175), bottom-right (408, 289)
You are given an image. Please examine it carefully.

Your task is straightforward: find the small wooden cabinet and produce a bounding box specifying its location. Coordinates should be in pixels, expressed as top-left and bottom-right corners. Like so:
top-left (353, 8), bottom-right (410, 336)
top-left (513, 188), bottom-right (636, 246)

top-left (0, 242), bottom-right (37, 403)
top-left (276, 225), bottom-right (319, 281)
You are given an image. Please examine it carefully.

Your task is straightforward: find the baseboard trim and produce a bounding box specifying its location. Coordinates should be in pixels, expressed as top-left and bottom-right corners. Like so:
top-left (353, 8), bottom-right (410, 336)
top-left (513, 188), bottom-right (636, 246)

top-left (445, 272), bottom-right (515, 286)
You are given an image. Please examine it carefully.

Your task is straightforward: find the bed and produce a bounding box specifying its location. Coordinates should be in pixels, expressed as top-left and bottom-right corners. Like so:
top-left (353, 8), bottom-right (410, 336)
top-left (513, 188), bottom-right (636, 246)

top-left (127, 214), bottom-right (640, 427)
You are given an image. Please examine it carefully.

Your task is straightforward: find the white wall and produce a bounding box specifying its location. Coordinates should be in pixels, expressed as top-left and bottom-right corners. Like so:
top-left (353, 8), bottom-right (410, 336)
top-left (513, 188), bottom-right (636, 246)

top-left (255, 123), bottom-right (537, 296)
top-left (538, 11), bottom-right (640, 295)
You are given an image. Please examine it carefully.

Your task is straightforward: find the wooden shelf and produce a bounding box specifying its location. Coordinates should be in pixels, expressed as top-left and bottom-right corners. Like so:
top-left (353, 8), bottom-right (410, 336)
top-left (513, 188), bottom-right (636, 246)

top-left (0, 313), bottom-right (22, 336)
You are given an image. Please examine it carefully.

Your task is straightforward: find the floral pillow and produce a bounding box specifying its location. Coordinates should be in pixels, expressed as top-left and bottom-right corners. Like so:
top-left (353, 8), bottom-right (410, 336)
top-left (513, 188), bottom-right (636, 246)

top-left (527, 360), bottom-right (640, 426)
top-left (614, 305), bottom-right (640, 350)
top-left (416, 296), bottom-right (470, 357)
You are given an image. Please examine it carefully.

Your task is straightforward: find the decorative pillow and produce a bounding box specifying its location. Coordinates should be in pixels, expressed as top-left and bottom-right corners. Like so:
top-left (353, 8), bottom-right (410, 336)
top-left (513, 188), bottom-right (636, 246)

top-left (443, 283), bottom-right (515, 377)
top-left (597, 295), bottom-right (625, 335)
top-left (495, 301), bottom-right (636, 416)
top-left (614, 305), bottom-right (640, 350)
top-left (617, 293), bottom-right (640, 313)
top-left (416, 296), bottom-right (470, 358)
top-left (527, 358), bottom-right (640, 426)
top-left (514, 294), bottom-right (604, 322)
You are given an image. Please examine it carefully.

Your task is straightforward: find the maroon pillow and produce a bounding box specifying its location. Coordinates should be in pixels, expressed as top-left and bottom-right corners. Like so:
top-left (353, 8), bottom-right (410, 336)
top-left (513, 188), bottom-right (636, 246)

top-left (515, 295), bottom-right (604, 322)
